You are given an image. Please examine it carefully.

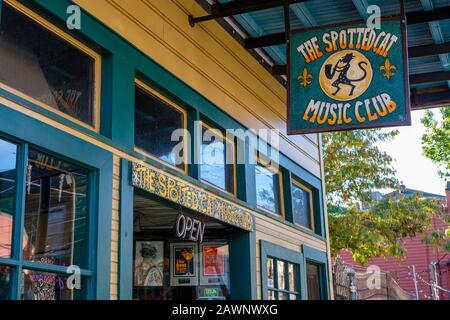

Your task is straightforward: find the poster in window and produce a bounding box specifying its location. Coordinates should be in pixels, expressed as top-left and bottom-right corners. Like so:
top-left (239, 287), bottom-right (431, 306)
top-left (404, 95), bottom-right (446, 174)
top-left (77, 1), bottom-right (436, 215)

top-left (134, 241), bottom-right (164, 287)
top-left (173, 245), bottom-right (195, 276)
top-left (202, 244), bottom-right (225, 276)
top-left (170, 243), bottom-right (198, 286)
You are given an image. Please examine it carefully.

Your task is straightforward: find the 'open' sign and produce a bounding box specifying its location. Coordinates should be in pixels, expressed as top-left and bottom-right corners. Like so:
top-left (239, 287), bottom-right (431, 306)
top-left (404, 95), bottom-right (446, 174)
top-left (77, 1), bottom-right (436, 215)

top-left (175, 214), bottom-right (205, 243)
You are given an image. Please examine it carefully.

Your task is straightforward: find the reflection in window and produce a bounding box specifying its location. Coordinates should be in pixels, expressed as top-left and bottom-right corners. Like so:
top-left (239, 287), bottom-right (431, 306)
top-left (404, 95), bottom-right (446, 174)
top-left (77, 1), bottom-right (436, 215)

top-left (307, 262), bottom-right (322, 300)
top-left (266, 257), bottom-right (299, 300)
top-left (255, 163), bottom-right (281, 214)
top-left (277, 260), bottom-right (285, 290)
top-left (267, 258), bottom-right (274, 289)
top-left (200, 125), bottom-right (234, 193)
top-left (292, 181), bottom-right (313, 229)
top-left (0, 4), bottom-right (96, 126)
top-left (23, 149), bottom-right (89, 268)
top-left (0, 266), bottom-right (11, 300)
top-left (21, 270), bottom-right (85, 300)
top-left (135, 85), bottom-right (185, 170)
top-left (0, 139), bottom-right (17, 259)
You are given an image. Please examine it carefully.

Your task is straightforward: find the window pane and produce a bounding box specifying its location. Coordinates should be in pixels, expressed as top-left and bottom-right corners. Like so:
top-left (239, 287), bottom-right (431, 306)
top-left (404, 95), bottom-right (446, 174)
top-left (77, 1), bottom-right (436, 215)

top-left (278, 292), bottom-right (288, 300)
top-left (288, 263), bottom-right (297, 292)
top-left (277, 260), bottom-right (285, 290)
top-left (289, 294), bottom-right (298, 300)
top-left (307, 262), bottom-right (321, 300)
top-left (135, 87), bottom-right (185, 170)
top-left (255, 163), bottom-right (281, 214)
top-left (0, 266), bottom-right (12, 300)
top-left (0, 4), bottom-right (96, 125)
top-left (23, 149), bottom-right (90, 268)
top-left (200, 126), bottom-right (234, 193)
top-left (21, 270), bottom-right (86, 300)
top-left (266, 258), bottom-right (274, 288)
top-left (0, 139), bottom-right (17, 258)
top-left (292, 182), bottom-right (312, 229)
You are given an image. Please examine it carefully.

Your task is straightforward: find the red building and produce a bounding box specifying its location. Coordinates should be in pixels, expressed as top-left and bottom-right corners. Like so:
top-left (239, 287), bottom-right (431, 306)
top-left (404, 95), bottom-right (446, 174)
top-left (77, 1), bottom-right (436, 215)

top-left (340, 183), bottom-right (450, 300)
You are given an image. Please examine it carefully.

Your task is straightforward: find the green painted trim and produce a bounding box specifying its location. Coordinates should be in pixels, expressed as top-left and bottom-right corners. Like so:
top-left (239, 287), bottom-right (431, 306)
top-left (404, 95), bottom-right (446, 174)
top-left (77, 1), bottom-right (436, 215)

top-left (187, 108), bottom-right (200, 180)
top-left (291, 173), bottom-right (325, 237)
top-left (118, 159), bottom-right (134, 300)
top-left (10, 143), bottom-right (26, 300)
top-left (21, 261), bottom-right (93, 277)
top-left (229, 230), bottom-right (257, 300)
top-left (283, 171), bottom-right (294, 223)
top-left (0, 105), bottom-right (114, 300)
top-left (259, 240), bottom-right (304, 300)
top-left (301, 245), bottom-right (330, 300)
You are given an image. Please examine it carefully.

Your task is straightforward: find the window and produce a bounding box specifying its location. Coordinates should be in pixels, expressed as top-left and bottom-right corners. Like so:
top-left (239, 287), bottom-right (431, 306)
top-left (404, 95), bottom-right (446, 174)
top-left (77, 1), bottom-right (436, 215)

top-left (134, 81), bottom-right (187, 172)
top-left (255, 162), bottom-right (282, 215)
top-left (0, 139), bottom-right (94, 300)
top-left (291, 179), bottom-right (314, 230)
top-left (199, 123), bottom-right (235, 194)
top-left (23, 149), bottom-right (90, 268)
top-left (306, 262), bottom-right (322, 300)
top-left (266, 257), bottom-right (300, 300)
top-left (0, 139), bottom-right (17, 259)
top-left (0, 1), bottom-right (100, 129)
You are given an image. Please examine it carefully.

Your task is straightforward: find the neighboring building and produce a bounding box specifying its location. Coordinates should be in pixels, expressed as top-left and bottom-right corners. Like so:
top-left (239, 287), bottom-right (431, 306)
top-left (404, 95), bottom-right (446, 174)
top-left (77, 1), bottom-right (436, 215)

top-left (340, 184), bottom-right (450, 300)
top-left (0, 0), bottom-right (331, 300)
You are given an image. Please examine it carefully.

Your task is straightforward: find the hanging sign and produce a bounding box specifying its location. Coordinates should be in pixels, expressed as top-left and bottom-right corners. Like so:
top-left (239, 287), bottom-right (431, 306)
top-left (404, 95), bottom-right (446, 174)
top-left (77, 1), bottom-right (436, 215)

top-left (175, 213), bottom-right (205, 243)
top-left (288, 18), bottom-right (411, 134)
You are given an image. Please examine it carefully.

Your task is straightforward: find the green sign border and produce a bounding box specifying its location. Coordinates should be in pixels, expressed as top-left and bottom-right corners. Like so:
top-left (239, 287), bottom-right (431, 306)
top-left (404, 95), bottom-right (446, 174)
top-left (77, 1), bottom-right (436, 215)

top-left (287, 17), bottom-right (411, 135)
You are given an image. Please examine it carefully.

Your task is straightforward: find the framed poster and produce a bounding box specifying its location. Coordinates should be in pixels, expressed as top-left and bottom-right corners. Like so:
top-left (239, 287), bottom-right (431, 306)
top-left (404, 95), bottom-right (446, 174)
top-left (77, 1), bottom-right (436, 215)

top-left (134, 241), bottom-right (164, 287)
top-left (170, 243), bottom-right (198, 286)
top-left (200, 243), bottom-right (229, 286)
top-left (288, 17), bottom-right (411, 134)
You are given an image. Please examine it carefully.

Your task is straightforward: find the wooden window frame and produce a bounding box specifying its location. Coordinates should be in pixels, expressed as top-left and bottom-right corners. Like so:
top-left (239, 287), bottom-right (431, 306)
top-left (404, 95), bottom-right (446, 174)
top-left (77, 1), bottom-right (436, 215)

top-left (266, 257), bottom-right (301, 300)
top-left (255, 157), bottom-right (284, 217)
top-left (291, 179), bottom-right (315, 232)
top-left (134, 79), bottom-right (188, 175)
top-left (199, 121), bottom-right (237, 196)
top-left (0, 0), bottom-right (102, 131)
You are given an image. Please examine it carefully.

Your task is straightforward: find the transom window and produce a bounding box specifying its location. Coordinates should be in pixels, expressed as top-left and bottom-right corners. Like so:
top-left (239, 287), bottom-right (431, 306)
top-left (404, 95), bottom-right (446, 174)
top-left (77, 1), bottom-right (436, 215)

top-left (199, 122), bottom-right (235, 194)
top-left (134, 80), bottom-right (187, 172)
top-left (255, 162), bottom-right (282, 215)
top-left (0, 1), bottom-right (100, 129)
top-left (0, 137), bottom-right (93, 300)
top-left (266, 257), bottom-right (300, 300)
top-left (291, 179), bottom-right (314, 230)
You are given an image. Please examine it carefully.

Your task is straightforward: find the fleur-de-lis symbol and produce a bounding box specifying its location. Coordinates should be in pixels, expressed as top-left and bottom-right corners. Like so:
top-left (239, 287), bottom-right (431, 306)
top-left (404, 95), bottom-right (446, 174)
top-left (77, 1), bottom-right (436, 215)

top-left (298, 67), bottom-right (313, 87)
top-left (380, 59), bottom-right (396, 79)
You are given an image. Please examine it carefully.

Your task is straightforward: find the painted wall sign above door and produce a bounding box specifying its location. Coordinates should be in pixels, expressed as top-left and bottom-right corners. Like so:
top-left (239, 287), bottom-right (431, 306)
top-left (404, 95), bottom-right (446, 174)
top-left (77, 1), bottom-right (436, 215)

top-left (288, 18), bottom-right (411, 134)
top-left (131, 162), bottom-right (253, 231)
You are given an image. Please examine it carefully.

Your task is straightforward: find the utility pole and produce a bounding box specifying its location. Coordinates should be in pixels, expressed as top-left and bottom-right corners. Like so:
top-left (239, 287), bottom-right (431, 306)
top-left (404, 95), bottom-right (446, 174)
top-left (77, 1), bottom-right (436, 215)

top-left (411, 265), bottom-right (419, 300)
top-left (429, 262), bottom-right (440, 300)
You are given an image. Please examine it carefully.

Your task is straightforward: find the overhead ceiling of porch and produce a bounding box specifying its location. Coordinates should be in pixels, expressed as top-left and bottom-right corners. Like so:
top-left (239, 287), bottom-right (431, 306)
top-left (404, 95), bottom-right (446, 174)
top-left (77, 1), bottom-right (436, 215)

top-left (192, 0), bottom-right (450, 110)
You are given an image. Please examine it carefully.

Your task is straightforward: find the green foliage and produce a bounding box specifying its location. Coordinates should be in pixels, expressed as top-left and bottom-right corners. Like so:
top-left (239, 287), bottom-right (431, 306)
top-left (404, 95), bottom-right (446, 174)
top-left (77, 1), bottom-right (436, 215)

top-left (322, 129), bottom-right (398, 206)
top-left (323, 128), bottom-right (448, 265)
top-left (328, 194), bottom-right (441, 265)
top-left (421, 107), bottom-right (450, 179)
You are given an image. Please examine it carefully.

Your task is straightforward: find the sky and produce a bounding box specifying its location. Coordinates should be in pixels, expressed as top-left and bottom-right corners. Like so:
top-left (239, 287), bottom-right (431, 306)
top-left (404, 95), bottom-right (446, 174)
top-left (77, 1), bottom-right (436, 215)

top-left (377, 108), bottom-right (446, 196)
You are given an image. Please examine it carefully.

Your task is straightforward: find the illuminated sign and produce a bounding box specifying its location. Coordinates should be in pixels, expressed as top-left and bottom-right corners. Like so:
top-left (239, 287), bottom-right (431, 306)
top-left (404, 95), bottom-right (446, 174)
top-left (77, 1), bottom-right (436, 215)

top-left (175, 213), bottom-right (205, 243)
top-left (288, 18), bottom-right (411, 134)
top-left (131, 162), bottom-right (253, 231)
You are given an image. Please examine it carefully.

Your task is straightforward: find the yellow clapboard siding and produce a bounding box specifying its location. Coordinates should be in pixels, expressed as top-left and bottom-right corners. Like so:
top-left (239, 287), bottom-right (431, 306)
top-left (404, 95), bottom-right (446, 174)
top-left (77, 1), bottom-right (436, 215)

top-left (73, 0), bottom-right (322, 177)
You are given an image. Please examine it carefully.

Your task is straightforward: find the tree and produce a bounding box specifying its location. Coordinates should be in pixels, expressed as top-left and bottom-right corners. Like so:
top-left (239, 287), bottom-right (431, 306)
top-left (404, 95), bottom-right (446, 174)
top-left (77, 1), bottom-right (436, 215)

top-left (421, 107), bottom-right (450, 179)
top-left (322, 129), bottom-right (398, 207)
top-left (328, 194), bottom-right (441, 265)
top-left (323, 129), bottom-right (446, 265)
